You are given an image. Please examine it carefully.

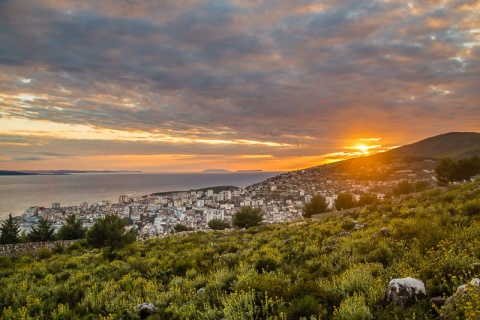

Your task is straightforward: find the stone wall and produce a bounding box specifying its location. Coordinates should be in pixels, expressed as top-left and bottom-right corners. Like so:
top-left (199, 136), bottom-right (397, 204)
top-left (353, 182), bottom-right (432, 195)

top-left (0, 240), bottom-right (77, 256)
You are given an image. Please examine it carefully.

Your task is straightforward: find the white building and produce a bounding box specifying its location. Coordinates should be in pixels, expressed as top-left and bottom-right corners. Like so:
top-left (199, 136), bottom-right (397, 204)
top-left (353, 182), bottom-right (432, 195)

top-left (206, 209), bottom-right (224, 223)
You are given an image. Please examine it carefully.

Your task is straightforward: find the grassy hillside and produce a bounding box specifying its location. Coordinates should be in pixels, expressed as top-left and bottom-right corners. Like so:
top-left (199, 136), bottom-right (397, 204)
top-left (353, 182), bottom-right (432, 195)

top-left (1, 182), bottom-right (480, 319)
top-left (386, 132), bottom-right (480, 159)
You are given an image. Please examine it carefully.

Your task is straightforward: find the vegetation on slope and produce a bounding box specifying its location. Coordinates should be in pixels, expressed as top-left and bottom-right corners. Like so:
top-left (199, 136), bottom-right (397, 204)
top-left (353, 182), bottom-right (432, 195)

top-left (386, 132), bottom-right (480, 159)
top-left (1, 182), bottom-right (480, 319)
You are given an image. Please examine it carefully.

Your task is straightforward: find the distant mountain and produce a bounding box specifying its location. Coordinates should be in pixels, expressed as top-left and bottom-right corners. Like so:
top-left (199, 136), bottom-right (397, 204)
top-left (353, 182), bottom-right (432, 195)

top-left (203, 169), bottom-right (230, 173)
top-left (0, 170), bottom-right (36, 176)
top-left (385, 132), bottom-right (480, 159)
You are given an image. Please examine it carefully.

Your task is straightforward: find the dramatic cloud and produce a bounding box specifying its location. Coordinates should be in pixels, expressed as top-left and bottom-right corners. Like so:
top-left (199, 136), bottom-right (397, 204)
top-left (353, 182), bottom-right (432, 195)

top-left (0, 0), bottom-right (479, 171)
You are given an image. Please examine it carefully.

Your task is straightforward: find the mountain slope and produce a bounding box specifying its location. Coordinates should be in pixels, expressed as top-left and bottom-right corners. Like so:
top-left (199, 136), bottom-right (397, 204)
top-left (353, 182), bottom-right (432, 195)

top-left (385, 132), bottom-right (480, 159)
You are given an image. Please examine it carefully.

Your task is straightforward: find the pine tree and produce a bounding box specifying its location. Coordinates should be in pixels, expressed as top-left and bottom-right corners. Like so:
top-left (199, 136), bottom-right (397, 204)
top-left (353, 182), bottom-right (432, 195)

top-left (0, 214), bottom-right (20, 244)
top-left (57, 214), bottom-right (87, 240)
top-left (86, 214), bottom-right (136, 252)
top-left (28, 218), bottom-right (56, 242)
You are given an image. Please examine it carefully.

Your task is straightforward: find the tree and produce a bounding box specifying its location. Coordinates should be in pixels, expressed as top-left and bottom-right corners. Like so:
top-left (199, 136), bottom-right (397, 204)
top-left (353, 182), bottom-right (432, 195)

top-left (435, 156), bottom-right (480, 184)
top-left (455, 157), bottom-right (480, 182)
top-left (415, 180), bottom-right (430, 192)
top-left (0, 214), bottom-right (20, 244)
top-left (393, 180), bottom-right (415, 195)
top-left (302, 194), bottom-right (328, 218)
top-left (28, 218), bottom-right (56, 242)
top-left (335, 193), bottom-right (357, 210)
top-left (233, 206), bottom-right (263, 228)
top-left (357, 193), bottom-right (378, 207)
top-left (208, 218), bottom-right (230, 230)
top-left (57, 214), bottom-right (87, 240)
top-left (435, 157), bottom-right (456, 184)
top-left (86, 214), bottom-right (136, 252)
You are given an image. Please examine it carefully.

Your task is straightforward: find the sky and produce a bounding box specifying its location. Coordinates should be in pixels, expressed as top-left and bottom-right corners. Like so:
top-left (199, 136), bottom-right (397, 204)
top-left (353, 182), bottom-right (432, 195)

top-left (0, 0), bottom-right (479, 172)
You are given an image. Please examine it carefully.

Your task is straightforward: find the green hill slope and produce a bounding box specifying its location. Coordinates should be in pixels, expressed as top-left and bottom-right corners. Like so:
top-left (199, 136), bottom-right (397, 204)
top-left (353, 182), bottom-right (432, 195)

top-left (1, 182), bottom-right (480, 319)
top-left (386, 132), bottom-right (480, 159)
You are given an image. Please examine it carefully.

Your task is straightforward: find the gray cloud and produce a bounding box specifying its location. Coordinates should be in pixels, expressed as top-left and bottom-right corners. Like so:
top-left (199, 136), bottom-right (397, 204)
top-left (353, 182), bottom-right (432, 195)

top-left (0, 0), bottom-right (479, 168)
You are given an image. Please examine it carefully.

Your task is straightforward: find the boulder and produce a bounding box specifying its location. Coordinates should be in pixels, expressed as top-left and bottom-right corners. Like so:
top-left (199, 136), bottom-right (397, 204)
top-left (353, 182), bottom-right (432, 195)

top-left (325, 245), bottom-right (335, 252)
top-left (137, 303), bottom-right (158, 319)
top-left (384, 277), bottom-right (426, 308)
top-left (380, 228), bottom-right (390, 236)
top-left (195, 287), bottom-right (205, 296)
top-left (445, 278), bottom-right (480, 308)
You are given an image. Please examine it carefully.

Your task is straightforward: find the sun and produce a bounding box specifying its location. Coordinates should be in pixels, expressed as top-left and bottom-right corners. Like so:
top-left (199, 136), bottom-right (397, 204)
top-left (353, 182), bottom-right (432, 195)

top-left (354, 144), bottom-right (370, 153)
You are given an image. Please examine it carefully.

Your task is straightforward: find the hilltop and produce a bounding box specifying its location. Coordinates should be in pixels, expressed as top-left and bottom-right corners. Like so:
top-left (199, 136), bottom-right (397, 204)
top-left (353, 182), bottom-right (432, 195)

top-left (385, 132), bottom-right (480, 159)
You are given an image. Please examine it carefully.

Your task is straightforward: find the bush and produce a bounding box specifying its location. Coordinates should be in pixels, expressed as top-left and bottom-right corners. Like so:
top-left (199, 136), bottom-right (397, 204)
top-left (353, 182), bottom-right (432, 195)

top-left (37, 247), bottom-right (53, 260)
top-left (174, 224), bottom-right (193, 232)
top-left (287, 295), bottom-right (324, 320)
top-left (254, 257), bottom-right (277, 274)
top-left (334, 294), bottom-right (372, 320)
top-left (463, 200), bottom-right (480, 216)
top-left (208, 218), bottom-right (230, 230)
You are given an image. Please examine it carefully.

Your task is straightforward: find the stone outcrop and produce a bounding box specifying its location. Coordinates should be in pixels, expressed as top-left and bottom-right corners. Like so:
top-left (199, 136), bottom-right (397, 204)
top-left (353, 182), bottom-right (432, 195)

top-left (380, 228), bottom-right (390, 236)
top-left (137, 303), bottom-right (158, 319)
top-left (445, 278), bottom-right (480, 309)
top-left (384, 277), bottom-right (426, 308)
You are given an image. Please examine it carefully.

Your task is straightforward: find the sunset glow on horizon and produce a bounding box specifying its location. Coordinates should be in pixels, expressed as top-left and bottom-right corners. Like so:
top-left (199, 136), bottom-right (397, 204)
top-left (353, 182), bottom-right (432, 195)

top-left (0, 1), bottom-right (479, 172)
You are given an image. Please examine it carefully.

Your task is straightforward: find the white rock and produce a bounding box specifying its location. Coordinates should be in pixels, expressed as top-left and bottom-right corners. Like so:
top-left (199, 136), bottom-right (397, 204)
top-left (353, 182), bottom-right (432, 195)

top-left (384, 277), bottom-right (426, 308)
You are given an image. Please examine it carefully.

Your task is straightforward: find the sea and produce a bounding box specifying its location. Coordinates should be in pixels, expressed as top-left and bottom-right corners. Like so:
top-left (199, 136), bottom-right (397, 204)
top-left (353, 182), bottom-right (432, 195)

top-left (0, 172), bottom-right (282, 221)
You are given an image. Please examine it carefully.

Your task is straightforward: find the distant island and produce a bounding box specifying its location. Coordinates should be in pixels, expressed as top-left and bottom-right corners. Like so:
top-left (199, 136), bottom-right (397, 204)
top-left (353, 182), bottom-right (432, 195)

top-left (202, 169), bottom-right (230, 173)
top-left (203, 169), bottom-right (263, 173)
top-left (0, 170), bottom-right (141, 176)
top-left (0, 170), bottom-right (36, 176)
top-left (150, 185), bottom-right (239, 196)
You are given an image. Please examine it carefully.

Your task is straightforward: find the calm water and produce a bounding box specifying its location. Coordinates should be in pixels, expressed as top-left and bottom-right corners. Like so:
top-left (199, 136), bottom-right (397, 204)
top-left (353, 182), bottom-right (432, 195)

top-left (0, 172), bottom-right (281, 220)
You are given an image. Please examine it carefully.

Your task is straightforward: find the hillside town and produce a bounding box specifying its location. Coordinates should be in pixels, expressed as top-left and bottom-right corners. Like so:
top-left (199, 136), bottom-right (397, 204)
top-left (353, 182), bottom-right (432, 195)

top-left (11, 157), bottom-right (441, 238)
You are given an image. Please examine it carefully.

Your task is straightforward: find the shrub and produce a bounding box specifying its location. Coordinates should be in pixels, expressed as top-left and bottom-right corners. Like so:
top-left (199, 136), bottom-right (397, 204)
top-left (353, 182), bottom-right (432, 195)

top-left (463, 200), bottom-right (480, 216)
top-left (37, 247), bottom-right (53, 260)
top-left (341, 218), bottom-right (356, 231)
top-left (287, 295), bottom-right (324, 320)
top-left (254, 257), bottom-right (277, 274)
top-left (174, 224), bottom-right (193, 232)
top-left (334, 294), bottom-right (373, 320)
top-left (208, 218), bottom-right (230, 230)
